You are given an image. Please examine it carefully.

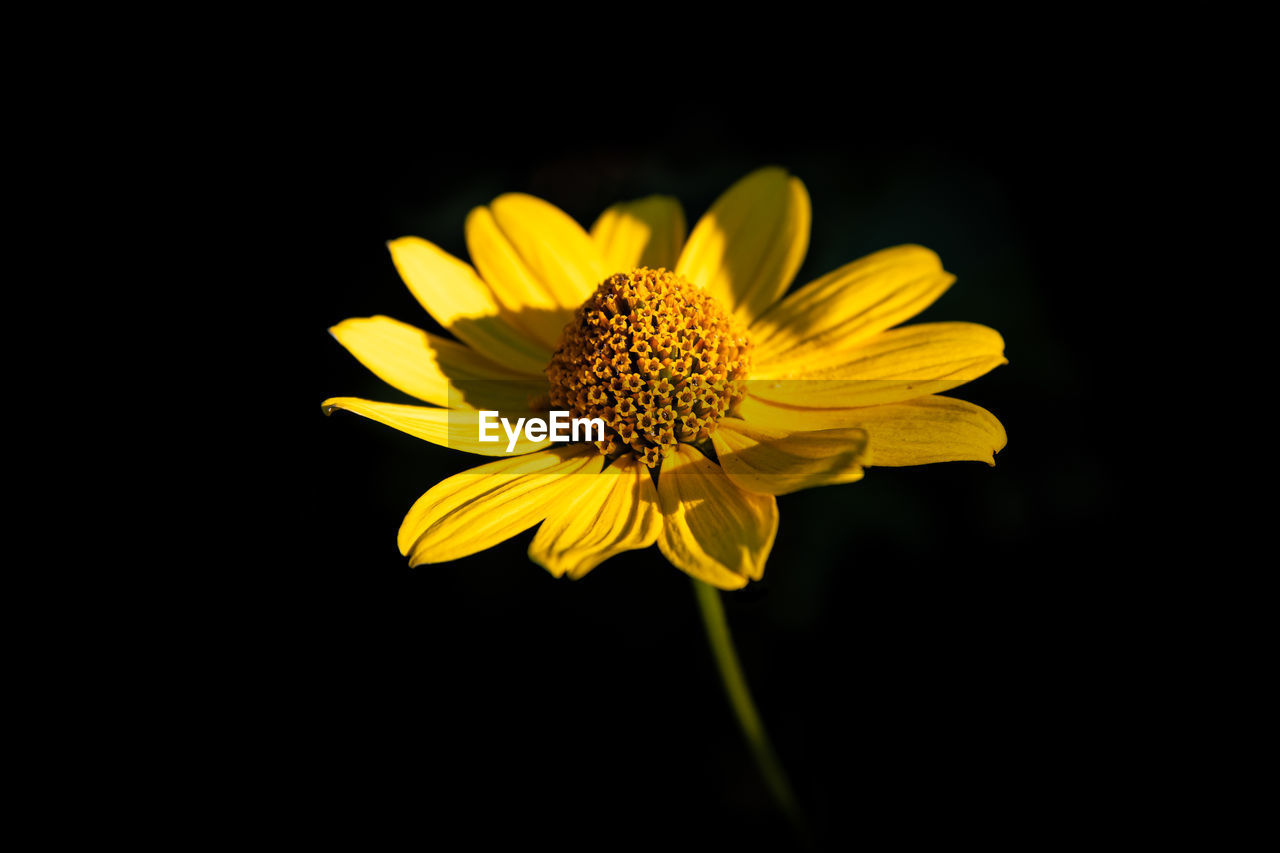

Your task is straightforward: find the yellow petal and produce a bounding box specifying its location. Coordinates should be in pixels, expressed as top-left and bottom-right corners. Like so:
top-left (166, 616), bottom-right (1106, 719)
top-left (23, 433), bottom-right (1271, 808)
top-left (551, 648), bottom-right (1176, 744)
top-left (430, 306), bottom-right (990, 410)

top-left (656, 445), bottom-right (778, 589)
top-left (737, 395), bottom-right (1007, 466)
top-left (711, 419), bottom-right (869, 495)
top-left (750, 245), bottom-right (955, 366)
top-left (747, 322), bottom-right (1006, 407)
top-left (387, 236), bottom-right (551, 375)
top-left (399, 445), bottom-right (603, 565)
top-left (329, 315), bottom-right (541, 410)
top-left (466, 194), bottom-right (604, 349)
top-left (676, 167), bottom-right (810, 324)
top-left (321, 397), bottom-right (552, 456)
top-left (528, 454), bottom-right (661, 579)
top-left (589, 195), bottom-right (687, 272)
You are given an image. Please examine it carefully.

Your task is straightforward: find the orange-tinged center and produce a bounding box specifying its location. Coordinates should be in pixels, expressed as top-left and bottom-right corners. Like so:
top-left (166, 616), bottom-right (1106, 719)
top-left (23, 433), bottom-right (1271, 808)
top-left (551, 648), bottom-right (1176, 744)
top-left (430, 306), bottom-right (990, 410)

top-left (546, 267), bottom-right (752, 468)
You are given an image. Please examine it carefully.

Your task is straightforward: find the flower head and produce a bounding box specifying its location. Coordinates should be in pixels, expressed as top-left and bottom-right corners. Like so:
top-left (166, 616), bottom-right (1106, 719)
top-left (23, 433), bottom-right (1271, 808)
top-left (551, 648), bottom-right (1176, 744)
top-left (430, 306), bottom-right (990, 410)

top-left (324, 168), bottom-right (1007, 589)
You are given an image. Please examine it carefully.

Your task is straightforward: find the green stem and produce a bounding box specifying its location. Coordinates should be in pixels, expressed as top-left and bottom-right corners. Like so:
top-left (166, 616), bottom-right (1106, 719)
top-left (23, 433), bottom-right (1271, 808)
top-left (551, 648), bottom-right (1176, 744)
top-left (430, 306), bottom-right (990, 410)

top-left (692, 578), bottom-right (800, 823)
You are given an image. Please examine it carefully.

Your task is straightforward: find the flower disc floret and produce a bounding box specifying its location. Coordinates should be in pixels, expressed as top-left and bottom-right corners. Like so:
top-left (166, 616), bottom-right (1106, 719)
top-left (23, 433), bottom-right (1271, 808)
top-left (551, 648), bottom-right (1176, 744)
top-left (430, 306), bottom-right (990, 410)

top-left (546, 267), bottom-right (752, 467)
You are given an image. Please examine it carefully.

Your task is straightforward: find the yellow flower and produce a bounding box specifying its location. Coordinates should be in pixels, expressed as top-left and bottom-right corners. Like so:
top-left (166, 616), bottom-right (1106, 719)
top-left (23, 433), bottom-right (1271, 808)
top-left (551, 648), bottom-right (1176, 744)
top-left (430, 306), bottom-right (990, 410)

top-left (324, 167), bottom-right (1006, 589)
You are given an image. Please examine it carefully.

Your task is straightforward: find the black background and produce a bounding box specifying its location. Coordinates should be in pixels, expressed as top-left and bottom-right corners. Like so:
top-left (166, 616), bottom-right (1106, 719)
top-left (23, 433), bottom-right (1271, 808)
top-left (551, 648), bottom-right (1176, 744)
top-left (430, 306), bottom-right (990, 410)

top-left (287, 97), bottom-right (1137, 846)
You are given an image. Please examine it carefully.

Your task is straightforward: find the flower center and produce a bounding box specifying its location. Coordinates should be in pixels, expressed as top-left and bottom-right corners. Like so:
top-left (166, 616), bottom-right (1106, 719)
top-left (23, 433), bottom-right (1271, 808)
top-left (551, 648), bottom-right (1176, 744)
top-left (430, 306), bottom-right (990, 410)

top-left (546, 267), bottom-right (752, 468)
